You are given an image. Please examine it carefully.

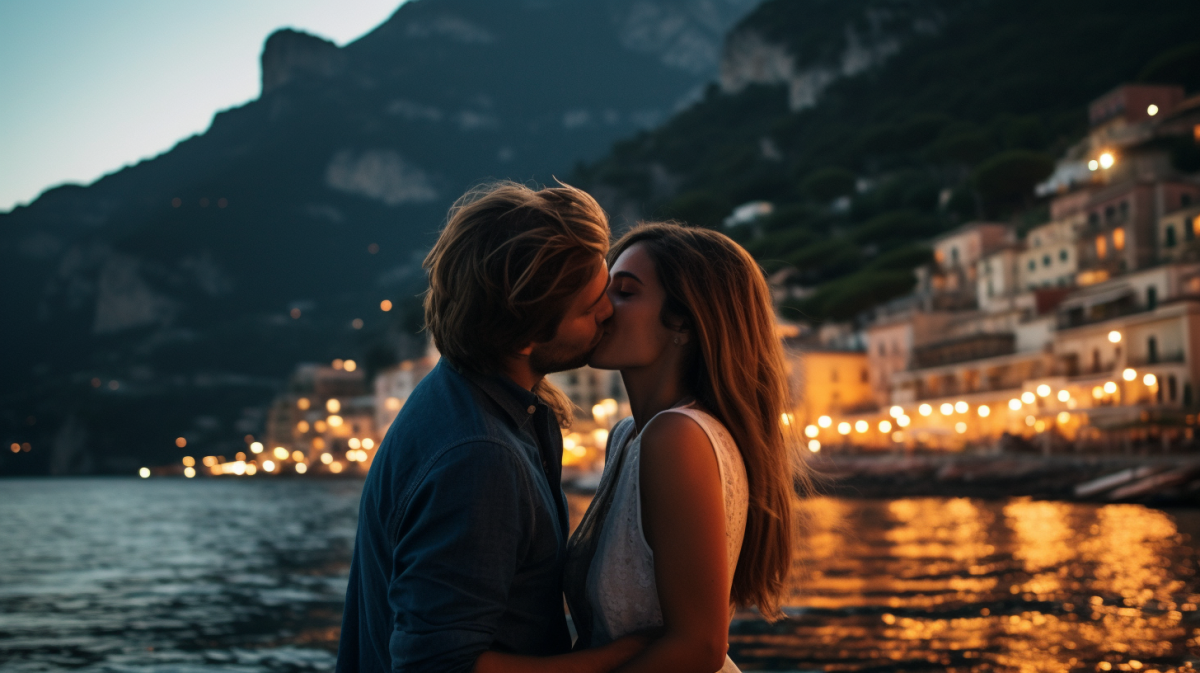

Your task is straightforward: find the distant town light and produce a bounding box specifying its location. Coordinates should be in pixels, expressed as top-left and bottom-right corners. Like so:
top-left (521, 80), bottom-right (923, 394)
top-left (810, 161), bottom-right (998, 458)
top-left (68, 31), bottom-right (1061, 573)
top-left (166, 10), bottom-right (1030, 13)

top-left (918, 404), bottom-right (932, 417)
top-left (362, 438), bottom-right (375, 450)
top-left (291, 450), bottom-right (304, 462)
top-left (1009, 398), bottom-right (1023, 411)
top-left (250, 442), bottom-right (263, 454)
top-left (344, 359), bottom-right (358, 372)
top-left (297, 398), bottom-right (311, 410)
top-left (297, 421), bottom-right (310, 433)
top-left (940, 403), bottom-right (954, 415)
top-left (1057, 411), bottom-right (1071, 424)
top-left (854, 420), bottom-right (868, 433)
top-left (808, 440), bottom-right (821, 453)
top-left (348, 437), bottom-right (361, 449)
top-left (245, 463), bottom-right (257, 476)
top-left (273, 447), bottom-right (289, 460)
top-left (182, 456), bottom-right (195, 467)
top-left (897, 415), bottom-right (911, 428)
top-left (235, 452), bottom-right (246, 462)
top-left (329, 462), bottom-right (343, 474)
top-left (385, 396), bottom-right (402, 411)
top-left (1092, 386), bottom-right (1104, 399)
top-left (879, 420), bottom-right (892, 433)
top-left (139, 467), bottom-right (150, 478)
top-left (954, 401), bottom-right (968, 414)
top-left (352, 319), bottom-right (364, 330)
top-left (1035, 420), bottom-right (1046, 432)
top-left (892, 431), bottom-right (905, 443)
top-left (591, 430), bottom-right (607, 446)
top-left (837, 422), bottom-right (851, 435)
top-left (290, 308), bottom-right (302, 319)
top-left (184, 466), bottom-right (196, 478)
top-left (1088, 160), bottom-right (1099, 171)
top-left (954, 422), bottom-right (967, 434)
top-left (1147, 104), bottom-right (1159, 116)
top-left (333, 359), bottom-right (345, 370)
top-left (804, 424), bottom-right (819, 438)
top-left (1036, 384), bottom-right (1051, 398)
top-left (1057, 390), bottom-right (1070, 402)
top-left (889, 405), bottom-right (903, 418)
top-left (380, 299), bottom-right (393, 312)
top-left (1108, 330), bottom-right (1122, 343)
top-left (818, 415), bottom-right (832, 428)
top-left (321, 453), bottom-right (334, 464)
top-left (175, 437), bottom-right (187, 448)
top-left (314, 420), bottom-right (328, 433)
top-left (1025, 416), bottom-right (1036, 427)
top-left (1099, 152), bottom-right (1115, 169)
top-left (1143, 373), bottom-right (1157, 386)
top-left (295, 463), bottom-right (307, 474)
top-left (1104, 381), bottom-right (1118, 394)
top-left (978, 405), bottom-right (990, 418)
top-left (1122, 368), bottom-right (1137, 382)
top-left (263, 460), bottom-right (275, 472)
top-left (326, 398), bottom-right (341, 413)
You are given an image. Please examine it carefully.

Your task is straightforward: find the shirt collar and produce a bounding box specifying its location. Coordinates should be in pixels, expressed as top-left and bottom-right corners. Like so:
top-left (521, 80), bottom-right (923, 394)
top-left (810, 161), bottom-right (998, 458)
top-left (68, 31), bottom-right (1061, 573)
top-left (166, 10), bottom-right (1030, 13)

top-left (451, 360), bottom-right (544, 430)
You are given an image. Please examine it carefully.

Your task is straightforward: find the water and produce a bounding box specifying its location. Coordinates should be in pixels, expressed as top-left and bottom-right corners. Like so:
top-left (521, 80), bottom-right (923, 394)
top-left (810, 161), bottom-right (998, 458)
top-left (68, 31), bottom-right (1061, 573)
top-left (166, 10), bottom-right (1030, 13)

top-left (3, 479), bottom-right (1200, 672)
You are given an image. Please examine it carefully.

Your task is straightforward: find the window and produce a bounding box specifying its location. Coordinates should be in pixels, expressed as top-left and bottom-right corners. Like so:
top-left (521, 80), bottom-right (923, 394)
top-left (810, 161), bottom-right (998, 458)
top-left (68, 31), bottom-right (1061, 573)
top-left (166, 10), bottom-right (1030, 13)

top-left (1119, 201), bottom-right (1129, 220)
top-left (1096, 235), bottom-right (1107, 259)
top-left (1147, 286), bottom-right (1158, 310)
top-left (1059, 249), bottom-right (1068, 262)
top-left (1092, 348), bottom-right (1101, 373)
top-left (861, 369), bottom-right (869, 383)
top-left (1105, 205), bottom-right (1115, 223)
top-left (951, 247), bottom-right (959, 265)
top-left (1043, 254), bottom-right (1051, 267)
top-left (1113, 227), bottom-right (1125, 251)
top-left (1033, 236), bottom-right (1041, 248)
top-left (1028, 259), bottom-right (1036, 271)
top-left (1166, 225), bottom-right (1178, 248)
top-left (1184, 194), bottom-right (1193, 208)
top-left (987, 280), bottom-right (994, 297)
top-left (1148, 335), bottom-right (1158, 363)
top-left (1088, 212), bottom-right (1100, 229)
top-left (1169, 375), bottom-right (1178, 402)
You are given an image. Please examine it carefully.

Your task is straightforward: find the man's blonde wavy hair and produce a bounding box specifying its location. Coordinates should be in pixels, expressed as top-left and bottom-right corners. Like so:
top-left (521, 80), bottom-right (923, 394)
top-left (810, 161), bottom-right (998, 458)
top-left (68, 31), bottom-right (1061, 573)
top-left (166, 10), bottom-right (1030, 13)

top-left (423, 181), bottom-right (610, 426)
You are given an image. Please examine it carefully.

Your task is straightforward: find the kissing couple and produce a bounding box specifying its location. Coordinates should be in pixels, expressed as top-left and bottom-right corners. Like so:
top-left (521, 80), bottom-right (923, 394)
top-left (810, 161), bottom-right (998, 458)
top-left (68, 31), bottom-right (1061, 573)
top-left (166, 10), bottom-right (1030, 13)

top-left (337, 181), bottom-right (805, 672)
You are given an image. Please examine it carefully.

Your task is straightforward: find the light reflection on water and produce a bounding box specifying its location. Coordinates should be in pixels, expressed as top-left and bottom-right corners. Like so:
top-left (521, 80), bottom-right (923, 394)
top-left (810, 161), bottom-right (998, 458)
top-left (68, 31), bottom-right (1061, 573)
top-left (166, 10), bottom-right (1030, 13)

top-left (2, 480), bottom-right (1199, 672)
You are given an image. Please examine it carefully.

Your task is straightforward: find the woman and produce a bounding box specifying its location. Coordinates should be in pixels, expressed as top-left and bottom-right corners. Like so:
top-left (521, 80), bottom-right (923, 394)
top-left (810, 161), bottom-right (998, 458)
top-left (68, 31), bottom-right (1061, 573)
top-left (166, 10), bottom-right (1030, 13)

top-left (564, 222), bottom-right (808, 672)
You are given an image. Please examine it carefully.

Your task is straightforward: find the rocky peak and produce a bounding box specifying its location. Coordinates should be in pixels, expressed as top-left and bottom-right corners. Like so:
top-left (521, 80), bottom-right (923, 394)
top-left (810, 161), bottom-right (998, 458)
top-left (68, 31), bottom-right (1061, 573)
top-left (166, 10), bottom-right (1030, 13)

top-left (261, 29), bottom-right (345, 95)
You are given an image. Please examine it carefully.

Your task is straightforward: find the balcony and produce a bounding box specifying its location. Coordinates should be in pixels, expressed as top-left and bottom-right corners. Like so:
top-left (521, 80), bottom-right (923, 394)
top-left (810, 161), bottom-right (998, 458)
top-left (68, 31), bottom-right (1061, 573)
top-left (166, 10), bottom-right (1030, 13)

top-left (912, 333), bottom-right (1016, 369)
top-left (1127, 351), bottom-right (1186, 367)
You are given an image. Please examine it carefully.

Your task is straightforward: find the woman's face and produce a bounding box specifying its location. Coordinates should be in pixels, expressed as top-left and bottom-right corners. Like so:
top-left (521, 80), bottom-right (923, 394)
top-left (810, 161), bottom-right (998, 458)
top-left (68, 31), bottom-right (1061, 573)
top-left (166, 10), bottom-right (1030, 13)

top-left (588, 242), bottom-right (681, 370)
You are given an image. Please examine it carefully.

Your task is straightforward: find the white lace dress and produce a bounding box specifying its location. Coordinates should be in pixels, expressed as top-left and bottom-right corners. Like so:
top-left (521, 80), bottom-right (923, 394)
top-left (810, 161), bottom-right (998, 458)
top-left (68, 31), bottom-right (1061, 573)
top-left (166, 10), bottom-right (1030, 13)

top-left (570, 405), bottom-right (749, 672)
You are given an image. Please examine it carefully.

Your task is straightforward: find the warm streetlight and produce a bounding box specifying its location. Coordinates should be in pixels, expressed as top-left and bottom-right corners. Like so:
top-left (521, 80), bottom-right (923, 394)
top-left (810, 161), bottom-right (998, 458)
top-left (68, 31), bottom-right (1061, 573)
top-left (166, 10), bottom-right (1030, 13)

top-left (978, 405), bottom-right (990, 417)
top-left (804, 425), bottom-right (819, 438)
top-left (818, 415), bottom-right (832, 428)
top-left (1147, 104), bottom-right (1159, 116)
top-left (380, 299), bottom-right (393, 312)
top-left (328, 415), bottom-right (344, 427)
top-left (1144, 373), bottom-right (1157, 386)
top-left (955, 422), bottom-right (967, 434)
top-left (273, 447), bottom-right (289, 460)
top-left (263, 460), bottom-right (275, 472)
top-left (1123, 368), bottom-right (1137, 381)
top-left (138, 467), bottom-right (150, 478)
top-left (897, 415), bottom-right (911, 428)
top-left (1104, 381), bottom-right (1118, 394)
top-left (1057, 390), bottom-right (1070, 402)
top-left (1009, 398), bottom-right (1022, 410)
top-left (344, 359), bottom-right (358, 372)
top-left (808, 440), bottom-right (821, 453)
top-left (321, 453), bottom-right (334, 464)
top-left (327, 398), bottom-right (341, 413)
top-left (1022, 392), bottom-right (1036, 404)
top-left (1057, 411), bottom-right (1070, 424)
top-left (837, 422), bottom-right (851, 435)
top-left (1088, 159), bottom-right (1099, 171)
top-left (295, 463), bottom-right (308, 474)
top-left (919, 404), bottom-right (933, 416)
top-left (1036, 384), bottom-right (1051, 397)
top-left (889, 406), bottom-right (903, 418)
top-left (1108, 330), bottom-right (1122, 343)
top-left (349, 438), bottom-right (361, 449)
top-left (1092, 386), bottom-right (1104, 399)
top-left (879, 420), bottom-right (892, 433)
top-left (954, 401), bottom-right (968, 413)
top-left (297, 397), bottom-right (311, 410)
top-left (854, 420), bottom-right (868, 433)
top-left (184, 467), bottom-right (196, 478)
top-left (1099, 152), bottom-right (1115, 169)
top-left (940, 403), bottom-right (954, 415)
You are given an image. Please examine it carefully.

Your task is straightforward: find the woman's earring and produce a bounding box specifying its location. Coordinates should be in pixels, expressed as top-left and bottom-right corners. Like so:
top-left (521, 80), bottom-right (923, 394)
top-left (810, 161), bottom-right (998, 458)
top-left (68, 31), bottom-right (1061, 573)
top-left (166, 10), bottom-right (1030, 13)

top-left (673, 335), bottom-right (681, 345)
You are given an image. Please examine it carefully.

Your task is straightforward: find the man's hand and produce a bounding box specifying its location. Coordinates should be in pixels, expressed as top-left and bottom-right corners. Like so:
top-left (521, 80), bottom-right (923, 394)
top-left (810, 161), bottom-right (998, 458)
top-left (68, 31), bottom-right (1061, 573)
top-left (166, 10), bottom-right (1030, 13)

top-left (474, 632), bottom-right (654, 673)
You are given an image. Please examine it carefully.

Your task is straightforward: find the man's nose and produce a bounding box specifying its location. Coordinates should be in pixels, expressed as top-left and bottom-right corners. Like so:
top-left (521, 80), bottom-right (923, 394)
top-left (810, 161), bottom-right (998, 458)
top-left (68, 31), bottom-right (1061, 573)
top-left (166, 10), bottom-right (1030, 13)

top-left (596, 293), bottom-right (614, 323)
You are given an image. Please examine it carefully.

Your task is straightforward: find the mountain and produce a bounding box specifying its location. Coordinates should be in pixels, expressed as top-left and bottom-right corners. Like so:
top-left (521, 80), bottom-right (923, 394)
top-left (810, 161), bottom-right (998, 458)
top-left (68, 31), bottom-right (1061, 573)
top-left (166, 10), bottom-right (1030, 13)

top-left (0, 0), bottom-right (762, 475)
top-left (575, 0), bottom-right (1200, 320)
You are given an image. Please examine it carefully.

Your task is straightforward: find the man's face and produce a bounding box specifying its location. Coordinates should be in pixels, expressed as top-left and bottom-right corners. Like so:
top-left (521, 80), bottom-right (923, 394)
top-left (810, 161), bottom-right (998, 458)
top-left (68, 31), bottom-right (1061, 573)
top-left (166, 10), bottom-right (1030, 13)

top-left (527, 258), bottom-right (614, 375)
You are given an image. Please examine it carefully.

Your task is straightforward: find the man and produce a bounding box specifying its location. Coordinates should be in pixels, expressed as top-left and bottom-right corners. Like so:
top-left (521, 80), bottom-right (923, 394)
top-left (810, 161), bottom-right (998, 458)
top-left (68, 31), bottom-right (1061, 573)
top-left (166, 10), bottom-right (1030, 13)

top-left (337, 182), bottom-right (643, 673)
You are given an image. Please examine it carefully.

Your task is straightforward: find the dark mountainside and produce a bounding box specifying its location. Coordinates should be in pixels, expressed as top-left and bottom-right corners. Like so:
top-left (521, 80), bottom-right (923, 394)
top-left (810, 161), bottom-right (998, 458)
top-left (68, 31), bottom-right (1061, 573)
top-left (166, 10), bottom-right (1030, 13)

top-left (0, 0), bottom-right (760, 475)
top-left (576, 0), bottom-right (1200, 322)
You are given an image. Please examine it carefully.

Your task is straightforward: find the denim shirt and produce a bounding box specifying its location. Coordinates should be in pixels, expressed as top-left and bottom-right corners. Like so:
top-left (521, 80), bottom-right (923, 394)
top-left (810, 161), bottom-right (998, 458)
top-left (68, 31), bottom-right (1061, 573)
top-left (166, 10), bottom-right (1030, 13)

top-left (336, 359), bottom-right (571, 673)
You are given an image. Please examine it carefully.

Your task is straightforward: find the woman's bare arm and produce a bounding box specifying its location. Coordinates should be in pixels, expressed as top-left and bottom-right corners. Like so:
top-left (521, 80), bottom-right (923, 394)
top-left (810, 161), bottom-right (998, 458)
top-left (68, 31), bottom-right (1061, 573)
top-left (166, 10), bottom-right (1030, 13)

top-left (612, 412), bottom-right (732, 673)
top-left (473, 634), bottom-right (649, 673)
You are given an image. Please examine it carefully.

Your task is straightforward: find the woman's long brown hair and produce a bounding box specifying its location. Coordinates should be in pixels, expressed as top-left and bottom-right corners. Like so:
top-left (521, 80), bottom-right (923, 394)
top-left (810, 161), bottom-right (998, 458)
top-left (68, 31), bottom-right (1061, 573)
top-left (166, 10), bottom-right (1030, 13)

top-left (609, 222), bottom-right (810, 619)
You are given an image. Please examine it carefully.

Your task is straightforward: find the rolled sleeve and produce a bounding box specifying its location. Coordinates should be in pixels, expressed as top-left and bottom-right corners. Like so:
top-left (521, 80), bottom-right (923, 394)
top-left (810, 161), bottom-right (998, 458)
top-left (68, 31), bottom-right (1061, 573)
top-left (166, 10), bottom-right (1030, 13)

top-left (387, 441), bottom-right (532, 672)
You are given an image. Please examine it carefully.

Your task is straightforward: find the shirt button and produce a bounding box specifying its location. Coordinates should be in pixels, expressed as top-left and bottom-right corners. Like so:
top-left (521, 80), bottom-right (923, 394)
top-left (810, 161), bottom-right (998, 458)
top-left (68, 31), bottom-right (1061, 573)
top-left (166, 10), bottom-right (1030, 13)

top-left (527, 405), bottom-right (536, 414)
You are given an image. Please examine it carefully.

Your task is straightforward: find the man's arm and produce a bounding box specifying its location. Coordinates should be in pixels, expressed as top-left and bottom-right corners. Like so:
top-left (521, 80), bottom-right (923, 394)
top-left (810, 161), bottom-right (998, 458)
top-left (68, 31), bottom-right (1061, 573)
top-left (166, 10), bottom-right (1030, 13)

top-left (473, 636), bottom-right (649, 673)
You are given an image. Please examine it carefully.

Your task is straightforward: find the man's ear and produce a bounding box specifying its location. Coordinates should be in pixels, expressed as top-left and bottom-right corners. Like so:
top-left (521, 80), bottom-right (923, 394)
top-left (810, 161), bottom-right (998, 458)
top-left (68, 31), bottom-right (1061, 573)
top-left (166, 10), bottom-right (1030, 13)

top-left (516, 343), bottom-right (534, 356)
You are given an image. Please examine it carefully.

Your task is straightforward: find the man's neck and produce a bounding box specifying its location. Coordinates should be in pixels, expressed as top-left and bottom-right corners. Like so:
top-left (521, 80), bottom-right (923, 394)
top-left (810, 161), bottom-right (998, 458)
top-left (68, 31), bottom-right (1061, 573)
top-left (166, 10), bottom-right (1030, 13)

top-left (499, 355), bottom-right (543, 391)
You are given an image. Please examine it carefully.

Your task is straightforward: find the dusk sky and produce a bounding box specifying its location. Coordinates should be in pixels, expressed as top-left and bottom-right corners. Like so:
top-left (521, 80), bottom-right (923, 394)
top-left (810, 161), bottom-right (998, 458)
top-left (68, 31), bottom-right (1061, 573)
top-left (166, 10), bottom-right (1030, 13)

top-left (0, 0), bottom-right (406, 213)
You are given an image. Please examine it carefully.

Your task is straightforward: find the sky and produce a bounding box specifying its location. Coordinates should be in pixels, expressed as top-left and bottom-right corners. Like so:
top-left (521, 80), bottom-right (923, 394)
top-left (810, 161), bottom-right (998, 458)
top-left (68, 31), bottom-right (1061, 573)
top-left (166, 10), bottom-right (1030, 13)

top-left (0, 0), bottom-right (406, 213)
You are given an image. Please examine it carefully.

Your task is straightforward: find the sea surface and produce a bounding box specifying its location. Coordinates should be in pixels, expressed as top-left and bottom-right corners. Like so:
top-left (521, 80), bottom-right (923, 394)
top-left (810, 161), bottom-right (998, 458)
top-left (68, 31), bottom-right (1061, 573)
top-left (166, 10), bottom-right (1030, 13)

top-left (2, 478), bottom-right (1200, 672)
